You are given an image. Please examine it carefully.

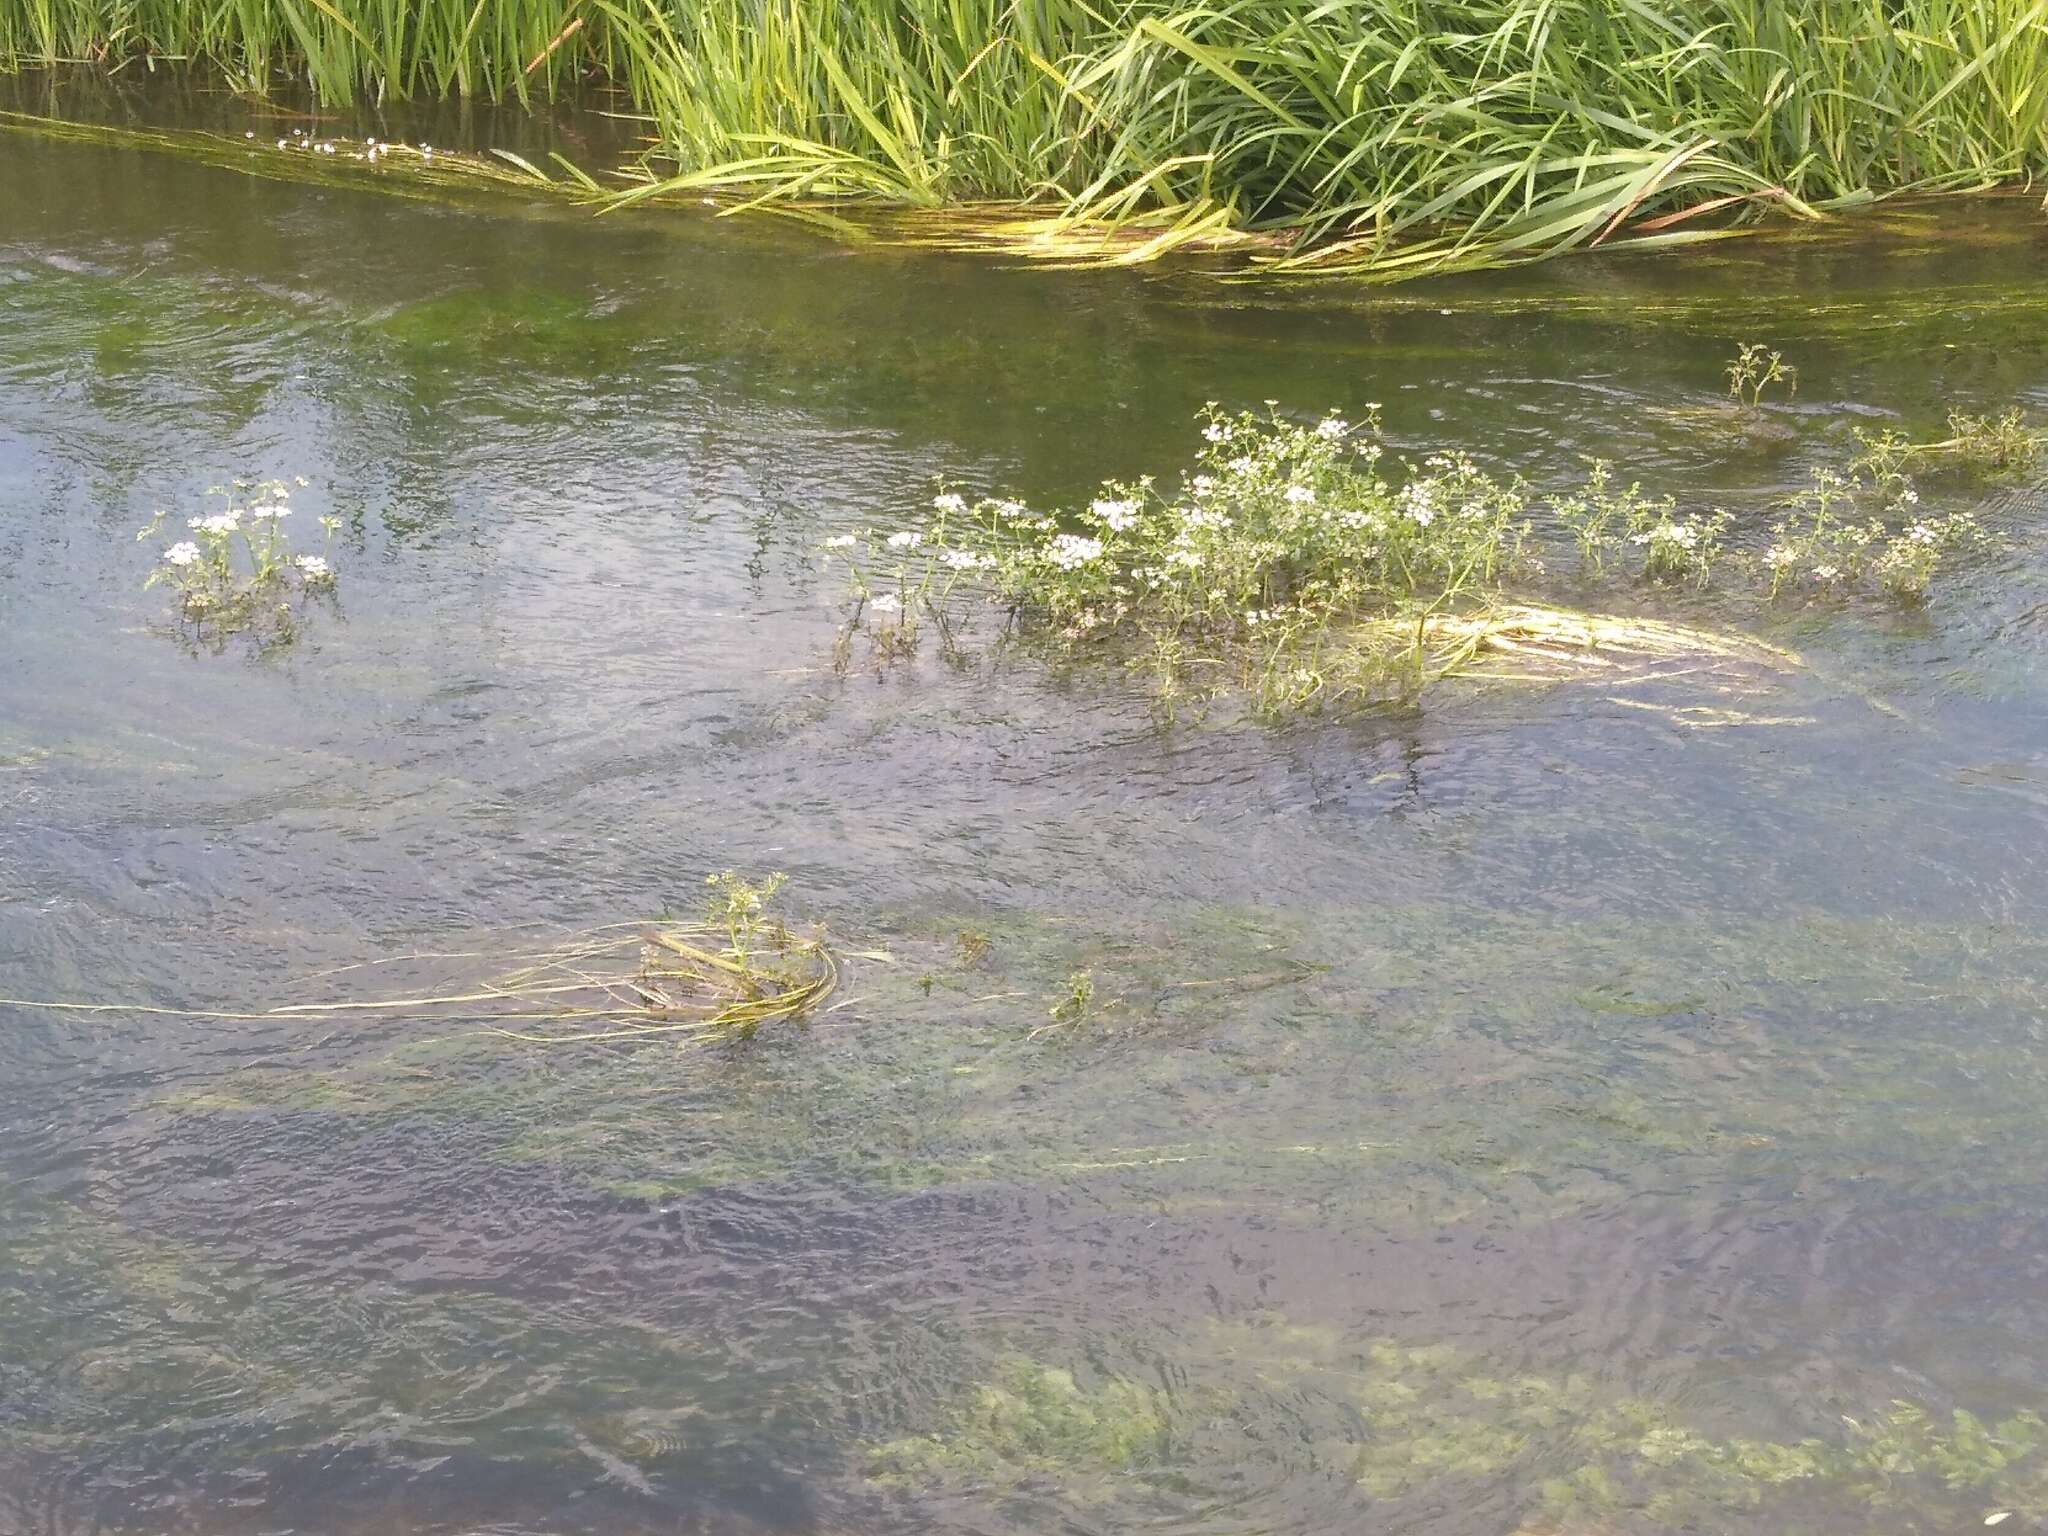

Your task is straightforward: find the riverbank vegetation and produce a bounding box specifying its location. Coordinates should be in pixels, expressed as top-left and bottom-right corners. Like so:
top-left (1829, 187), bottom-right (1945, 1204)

top-left (825, 373), bottom-right (2018, 716)
top-left (8, 2), bottom-right (2048, 276)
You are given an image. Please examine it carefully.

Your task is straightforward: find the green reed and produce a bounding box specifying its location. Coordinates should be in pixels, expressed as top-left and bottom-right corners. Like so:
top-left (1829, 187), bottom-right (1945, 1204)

top-left (7, 0), bottom-right (2048, 276)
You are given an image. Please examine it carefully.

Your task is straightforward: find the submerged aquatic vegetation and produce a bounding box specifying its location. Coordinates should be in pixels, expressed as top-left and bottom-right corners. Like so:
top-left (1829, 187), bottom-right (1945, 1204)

top-left (3, 873), bottom-right (834, 1045)
top-left (0, 109), bottom-right (595, 211)
top-left (869, 1333), bottom-right (2048, 1526)
top-left (12, 3), bottom-right (2048, 277)
top-left (825, 386), bottom-right (2023, 712)
top-left (867, 1356), bottom-right (1176, 1486)
top-left (137, 477), bottom-right (337, 647)
top-left (1038, 968), bottom-right (1097, 1035)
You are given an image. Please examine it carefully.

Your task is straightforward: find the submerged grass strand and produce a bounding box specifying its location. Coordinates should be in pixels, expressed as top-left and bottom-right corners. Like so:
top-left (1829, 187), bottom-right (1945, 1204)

top-left (0, 901), bottom-right (838, 1047)
top-left (8, 2), bottom-right (2048, 276)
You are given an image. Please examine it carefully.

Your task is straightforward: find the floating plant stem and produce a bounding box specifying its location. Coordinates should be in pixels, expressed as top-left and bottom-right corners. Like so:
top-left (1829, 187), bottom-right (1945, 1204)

top-left (0, 880), bottom-right (836, 1046)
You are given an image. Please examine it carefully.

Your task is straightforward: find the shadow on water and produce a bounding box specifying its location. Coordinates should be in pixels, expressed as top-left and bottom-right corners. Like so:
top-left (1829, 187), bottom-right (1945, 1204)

top-left (4, 76), bottom-right (2048, 1536)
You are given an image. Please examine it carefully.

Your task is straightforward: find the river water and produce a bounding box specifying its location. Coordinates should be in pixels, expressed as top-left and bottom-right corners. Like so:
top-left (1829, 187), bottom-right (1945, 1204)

top-left (4, 81), bottom-right (2048, 1536)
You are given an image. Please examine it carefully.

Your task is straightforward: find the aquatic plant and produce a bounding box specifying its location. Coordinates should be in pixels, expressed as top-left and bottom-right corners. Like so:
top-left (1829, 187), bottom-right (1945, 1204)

top-left (868, 1356), bottom-right (1175, 1486)
top-left (136, 477), bottom-right (337, 646)
top-left (11, 2), bottom-right (2048, 277)
top-left (1550, 464), bottom-right (1727, 590)
top-left (1726, 341), bottom-right (1798, 409)
top-left (1857, 408), bottom-right (2048, 479)
top-left (1556, 387), bottom-right (2010, 604)
top-left (1762, 466), bottom-right (1989, 603)
top-left (1941, 407), bottom-right (2046, 471)
top-left (1038, 968), bottom-right (1097, 1035)
top-left (870, 1335), bottom-right (2048, 1527)
top-left (1, 874), bottom-right (835, 1045)
top-left (830, 406), bottom-right (1546, 713)
top-left (826, 410), bottom-right (1812, 716)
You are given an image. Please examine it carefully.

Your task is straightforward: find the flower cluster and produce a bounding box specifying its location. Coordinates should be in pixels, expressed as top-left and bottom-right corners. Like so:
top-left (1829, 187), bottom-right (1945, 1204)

top-left (137, 477), bottom-right (339, 646)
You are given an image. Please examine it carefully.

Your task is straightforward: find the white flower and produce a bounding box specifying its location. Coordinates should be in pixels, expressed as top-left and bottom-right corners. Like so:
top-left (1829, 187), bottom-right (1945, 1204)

top-left (1400, 484), bottom-right (1437, 527)
top-left (941, 549), bottom-right (995, 571)
top-left (932, 493), bottom-right (968, 514)
top-left (193, 512), bottom-right (241, 535)
top-left (1811, 563), bottom-right (1840, 582)
top-left (1764, 545), bottom-right (1797, 569)
top-left (1091, 497), bottom-right (1140, 531)
top-left (1047, 533), bottom-right (1104, 570)
top-left (294, 554), bottom-right (331, 579)
top-left (867, 592), bottom-right (903, 614)
top-left (1899, 487), bottom-right (1920, 506)
top-left (163, 541), bottom-right (202, 567)
top-left (1202, 422), bottom-right (1229, 443)
top-left (1315, 417), bottom-right (1350, 440)
top-left (886, 531), bottom-right (924, 550)
top-left (1284, 484), bottom-right (1316, 506)
top-left (1632, 521), bottom-right (1698, 550)
top-left (1906, 523), bottom-right (1938, 546)
top-left (1226, 456), bottom-right (1255, 475)
top-left (823, 534), bottom-right (858, 549)
top-left (1191, 475), bottom-right (1215, 498)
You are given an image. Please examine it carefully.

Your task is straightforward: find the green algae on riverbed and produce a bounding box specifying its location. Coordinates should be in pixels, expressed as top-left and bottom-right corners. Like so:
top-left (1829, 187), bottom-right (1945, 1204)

top-left (867, 1326), bottom-right (2048, 1528)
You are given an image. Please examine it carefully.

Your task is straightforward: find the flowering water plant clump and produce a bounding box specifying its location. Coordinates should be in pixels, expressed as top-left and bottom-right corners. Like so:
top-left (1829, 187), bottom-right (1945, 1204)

top-left (1547, 462), bottom-right (1724, 589)
top-left (1759, 465), bottom-right (1989, 604)
top-left (823, 397), bottom-right (2010, 716)
top-left (137, 478), bottom-right (340, 646)
top-left (826, 406), bottom-right (1533, 714)
top-left (1554, 448), bottom-right (1994, 604)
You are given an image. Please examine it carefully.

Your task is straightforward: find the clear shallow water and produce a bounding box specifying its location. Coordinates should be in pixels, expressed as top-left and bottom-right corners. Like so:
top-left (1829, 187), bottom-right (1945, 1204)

top-left (3, 88), bottom-right (2048, 1536)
